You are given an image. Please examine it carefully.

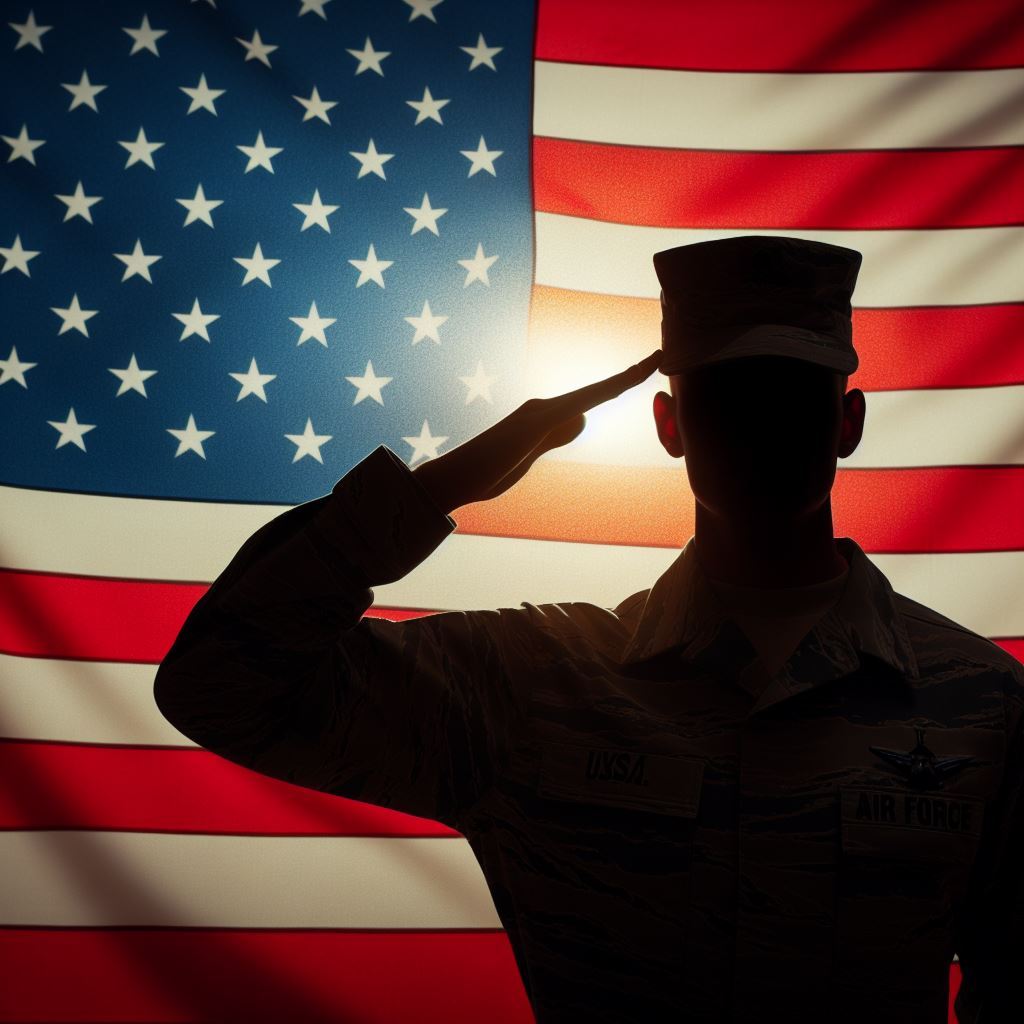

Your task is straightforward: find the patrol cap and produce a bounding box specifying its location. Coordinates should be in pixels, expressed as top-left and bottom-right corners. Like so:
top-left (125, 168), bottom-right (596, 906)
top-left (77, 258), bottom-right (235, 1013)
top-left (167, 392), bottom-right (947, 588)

top-left (653, 235), bottom-right (862, 376)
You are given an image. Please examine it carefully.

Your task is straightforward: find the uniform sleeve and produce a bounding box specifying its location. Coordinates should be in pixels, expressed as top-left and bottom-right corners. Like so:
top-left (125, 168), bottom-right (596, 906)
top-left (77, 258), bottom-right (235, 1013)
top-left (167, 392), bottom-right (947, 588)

top-left (152, 443), bottom-right (529, 832)
top-left (952, 657), bottom-right (1024, 1023)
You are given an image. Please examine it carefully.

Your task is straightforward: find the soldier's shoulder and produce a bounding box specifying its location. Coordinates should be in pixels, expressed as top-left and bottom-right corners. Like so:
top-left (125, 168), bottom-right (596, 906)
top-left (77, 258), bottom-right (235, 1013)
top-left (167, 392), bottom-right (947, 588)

top-left (500, 590), bottom-right (650, 667)
top-left (894, 590), bottom-right (1024, 686)
top-left (516, 589), bottom-right (649, 636)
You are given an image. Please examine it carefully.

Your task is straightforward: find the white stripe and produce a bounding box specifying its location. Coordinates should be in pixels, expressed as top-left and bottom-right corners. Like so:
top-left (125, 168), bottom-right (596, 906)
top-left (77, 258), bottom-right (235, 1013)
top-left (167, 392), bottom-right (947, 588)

top-left (0, 831), bottom-right (500, 928)
top-left (2, 491), bottom-right (1022, 632)
top-left (534, 62), bottom-right (1024, 149)
top-left (0, 655), bottom-right (185, 747)
top-left (534, 214), bottom-right (1024, 305)
top-left (841, 384), bottom-right (1024, 469)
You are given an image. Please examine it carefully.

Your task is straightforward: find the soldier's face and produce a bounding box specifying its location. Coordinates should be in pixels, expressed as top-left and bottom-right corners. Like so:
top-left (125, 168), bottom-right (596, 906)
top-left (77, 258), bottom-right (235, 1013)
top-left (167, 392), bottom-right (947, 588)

top-left (655, 355), bottom-right (861, 523)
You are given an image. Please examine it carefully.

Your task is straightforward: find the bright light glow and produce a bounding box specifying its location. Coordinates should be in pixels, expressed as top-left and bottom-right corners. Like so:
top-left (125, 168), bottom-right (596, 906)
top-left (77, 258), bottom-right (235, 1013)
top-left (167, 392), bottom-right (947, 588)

top-left (522, 311), bottom-right (677, 468)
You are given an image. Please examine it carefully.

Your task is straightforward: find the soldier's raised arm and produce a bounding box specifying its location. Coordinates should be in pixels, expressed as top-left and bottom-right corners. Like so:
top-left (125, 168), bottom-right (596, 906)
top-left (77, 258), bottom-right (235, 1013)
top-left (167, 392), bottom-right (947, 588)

top-left (153, 353), bottom-right (662, 828)
top-left (153, 443), bottom-right (519, 828)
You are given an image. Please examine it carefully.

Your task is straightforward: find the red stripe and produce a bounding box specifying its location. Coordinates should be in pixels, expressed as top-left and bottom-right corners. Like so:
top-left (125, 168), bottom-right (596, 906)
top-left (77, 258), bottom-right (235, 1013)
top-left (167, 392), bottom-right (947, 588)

top-left (949, 963), bottom-right (963, 1023)
top-left (455, 462), bottom-right (1024, 551)
top-left (996, 639), bottom-right (1024, 662)
top-left (528, 287), bottom-right (1024, 393)
top-left (850, 304), bottom-right (1024, 390)
top-left (0, 573), bottom-right (207, 664)
top-left (0, 926), bottom-right (963, 1023)
top-left (533, 138), bottom-right (1024, 230)
top-left (0, 928), bottom-right (533, 1023)
top-left (535, 0), bottom-right (1024, 71)
top-left (0, 933), bottom-right (966, 1023)
top-left (0, 569), bottom-right (434, 663)
top-left (0, 739), bottom-right (459, 837)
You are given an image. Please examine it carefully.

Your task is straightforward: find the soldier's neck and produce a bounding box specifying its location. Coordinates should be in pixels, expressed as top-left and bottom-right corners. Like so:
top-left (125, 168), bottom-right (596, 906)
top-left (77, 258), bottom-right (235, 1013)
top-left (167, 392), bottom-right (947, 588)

top-left (692, 499), bottom-right (847, 590)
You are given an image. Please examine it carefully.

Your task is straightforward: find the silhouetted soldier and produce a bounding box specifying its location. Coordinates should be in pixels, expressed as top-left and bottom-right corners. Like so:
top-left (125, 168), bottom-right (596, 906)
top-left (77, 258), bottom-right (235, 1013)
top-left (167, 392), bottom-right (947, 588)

top-left (154, 236), bottom-right (1022, 1023)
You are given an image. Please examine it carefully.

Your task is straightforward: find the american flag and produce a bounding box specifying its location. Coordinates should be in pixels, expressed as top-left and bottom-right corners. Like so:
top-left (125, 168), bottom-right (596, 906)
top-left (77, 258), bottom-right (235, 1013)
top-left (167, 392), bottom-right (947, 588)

top-left (1, 0), bottom-right (1021, 1020)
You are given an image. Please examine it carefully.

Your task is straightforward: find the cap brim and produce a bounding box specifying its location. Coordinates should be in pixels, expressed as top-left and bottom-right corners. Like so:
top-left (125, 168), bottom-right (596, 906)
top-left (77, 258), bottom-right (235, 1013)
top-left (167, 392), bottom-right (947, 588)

top-left (660, 324), bottom-right (858, 375)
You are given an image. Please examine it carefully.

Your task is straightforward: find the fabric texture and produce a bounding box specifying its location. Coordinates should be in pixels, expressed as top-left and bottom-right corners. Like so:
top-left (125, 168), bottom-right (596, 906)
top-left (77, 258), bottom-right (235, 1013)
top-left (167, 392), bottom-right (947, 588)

top-left (155, 442), bottom-right (1023, 1023)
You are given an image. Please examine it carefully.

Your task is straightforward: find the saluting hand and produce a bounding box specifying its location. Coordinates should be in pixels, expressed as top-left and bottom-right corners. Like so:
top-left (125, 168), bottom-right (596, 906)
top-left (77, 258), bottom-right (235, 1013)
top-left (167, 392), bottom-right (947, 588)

top-left (413, 350), bottom-right (663, 513)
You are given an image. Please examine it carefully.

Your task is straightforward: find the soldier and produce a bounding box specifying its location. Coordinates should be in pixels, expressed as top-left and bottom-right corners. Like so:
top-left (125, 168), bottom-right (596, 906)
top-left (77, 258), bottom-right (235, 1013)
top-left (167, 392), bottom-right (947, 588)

top-left (154, 235), bottom-right (1022, 1023)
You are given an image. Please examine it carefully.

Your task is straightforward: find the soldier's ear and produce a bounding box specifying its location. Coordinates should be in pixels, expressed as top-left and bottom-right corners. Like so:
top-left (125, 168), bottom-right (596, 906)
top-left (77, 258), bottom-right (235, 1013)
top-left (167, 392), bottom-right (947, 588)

top-left (838, 388), bottom-right (865, 459)
top-left (653, 390), bottom-right (684, 459)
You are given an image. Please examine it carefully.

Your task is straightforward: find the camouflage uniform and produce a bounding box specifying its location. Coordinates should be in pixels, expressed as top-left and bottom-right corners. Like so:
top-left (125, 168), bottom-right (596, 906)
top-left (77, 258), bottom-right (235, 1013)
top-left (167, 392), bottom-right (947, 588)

top-left (155, 443), bottom-right (1023, 1023)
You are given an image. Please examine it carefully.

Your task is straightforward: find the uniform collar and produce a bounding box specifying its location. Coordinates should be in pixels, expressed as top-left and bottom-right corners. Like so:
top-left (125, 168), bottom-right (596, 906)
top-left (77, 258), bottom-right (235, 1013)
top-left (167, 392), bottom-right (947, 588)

top-left (619, 536), bottom-right (919, 700)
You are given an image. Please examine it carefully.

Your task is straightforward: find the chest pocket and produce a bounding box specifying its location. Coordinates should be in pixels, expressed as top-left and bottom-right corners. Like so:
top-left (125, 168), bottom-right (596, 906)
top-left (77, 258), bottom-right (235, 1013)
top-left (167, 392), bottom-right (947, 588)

top-left (529, 737), bottom-right (705, 885)
top-left (529, 737), bottom-right (704, 942)
top-left (538, 738), bottom-right (704, 818)
top-left (833, 785), bottom-right (986, 999)
top-left (836, 784), bottom-right (985, 911)
top-left (524, 687), bottom-right (704, 813)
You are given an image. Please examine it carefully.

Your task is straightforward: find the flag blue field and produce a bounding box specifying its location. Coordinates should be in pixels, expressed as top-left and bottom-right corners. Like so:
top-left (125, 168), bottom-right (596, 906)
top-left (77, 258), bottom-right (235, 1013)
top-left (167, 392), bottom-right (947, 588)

top-left (1, 0), bottom-right (534, 503)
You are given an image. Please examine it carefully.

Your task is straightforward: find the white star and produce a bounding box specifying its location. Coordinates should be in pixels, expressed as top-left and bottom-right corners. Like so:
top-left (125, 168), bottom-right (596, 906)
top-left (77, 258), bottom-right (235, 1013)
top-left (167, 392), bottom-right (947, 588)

top-left (345, 360), bottom-right (392, 406)
top-left (406, 85), bottom-right (449, 125)
top-left (181, 73), bottom-right (225, 115)
top-left (285, 418), bottom-right (332, 464)
top-left (123, 14), bottom-right (167, 56)
top-left (461, 33), bottom-right (502, 71)
top-left (118, 126), bottom-right (164, 169)
top-left (108, 353), bottom-right (157, 397)
top-left (403, 193), bottom-right (448, 237)
top-left (348, 243), bottom-right (393, 288)
top-left (347, 37), bottom-right (389, 75)
top-left (402, 420), bottom-right (448, 466)
top-left (293, 188), bottom-right (337, 232)
top-left (289, 300), bottom-right (336, 346)
top-left (113, 239), bottom-right (162, 283)
top-left (461, 135), bottom-right (502, 177)
top-left (62, 70), bottom-right (107, 112)
top-left (349, 138), bottom-right (393, 180)
top-left (48, 408), bottom-right (96, 451)
top-left (50, 294), bottom-right (97, 336)
top-left (177, 183), bottom-right (223, 227)
top-left (404, 300), bottom-right (448, 344)
top-left (0, 234), bottom-right (40, 276)
top-left (235, 28), bottom-right (277, 67)
top-left (234, 242), bottom-right (280, 286)
top-left (55, 181), bottom-right (102, 223)
top-left (0, 345), bottom-right (37, 388)
top-left (457, 242), bottom-right (498, 287)
top-left (173, 298), bottom-right (220, 341)
top-left (3, 124), bottom-right (45, 164)
top-left (459, 359), bottom-right (497, 405)
top-left (299, 0), bottom-right (333, 18)
top-left (9, 10), bottom-right (51, 51)
top-left (167, 414), bottom-right (215, 459)
top-left (403, 0), bottom-right (443, 22)
top-left (293, 85), bottom-right (337, 124)
top-left (229, 357), bottom-right (276, 402)
top-left (237, 130), bottom-right (282, 173)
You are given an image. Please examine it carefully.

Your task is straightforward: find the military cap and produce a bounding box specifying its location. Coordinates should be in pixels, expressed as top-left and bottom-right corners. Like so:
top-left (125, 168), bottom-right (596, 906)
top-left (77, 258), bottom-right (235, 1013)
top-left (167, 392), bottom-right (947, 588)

top-left (653, 235), bottom-right (863, 376)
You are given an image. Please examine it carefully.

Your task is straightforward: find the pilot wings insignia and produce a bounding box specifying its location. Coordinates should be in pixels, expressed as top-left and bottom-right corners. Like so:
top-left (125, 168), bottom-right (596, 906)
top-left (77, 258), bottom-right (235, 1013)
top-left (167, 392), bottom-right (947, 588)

top-left (869, 727), bottom-right (976, 791)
